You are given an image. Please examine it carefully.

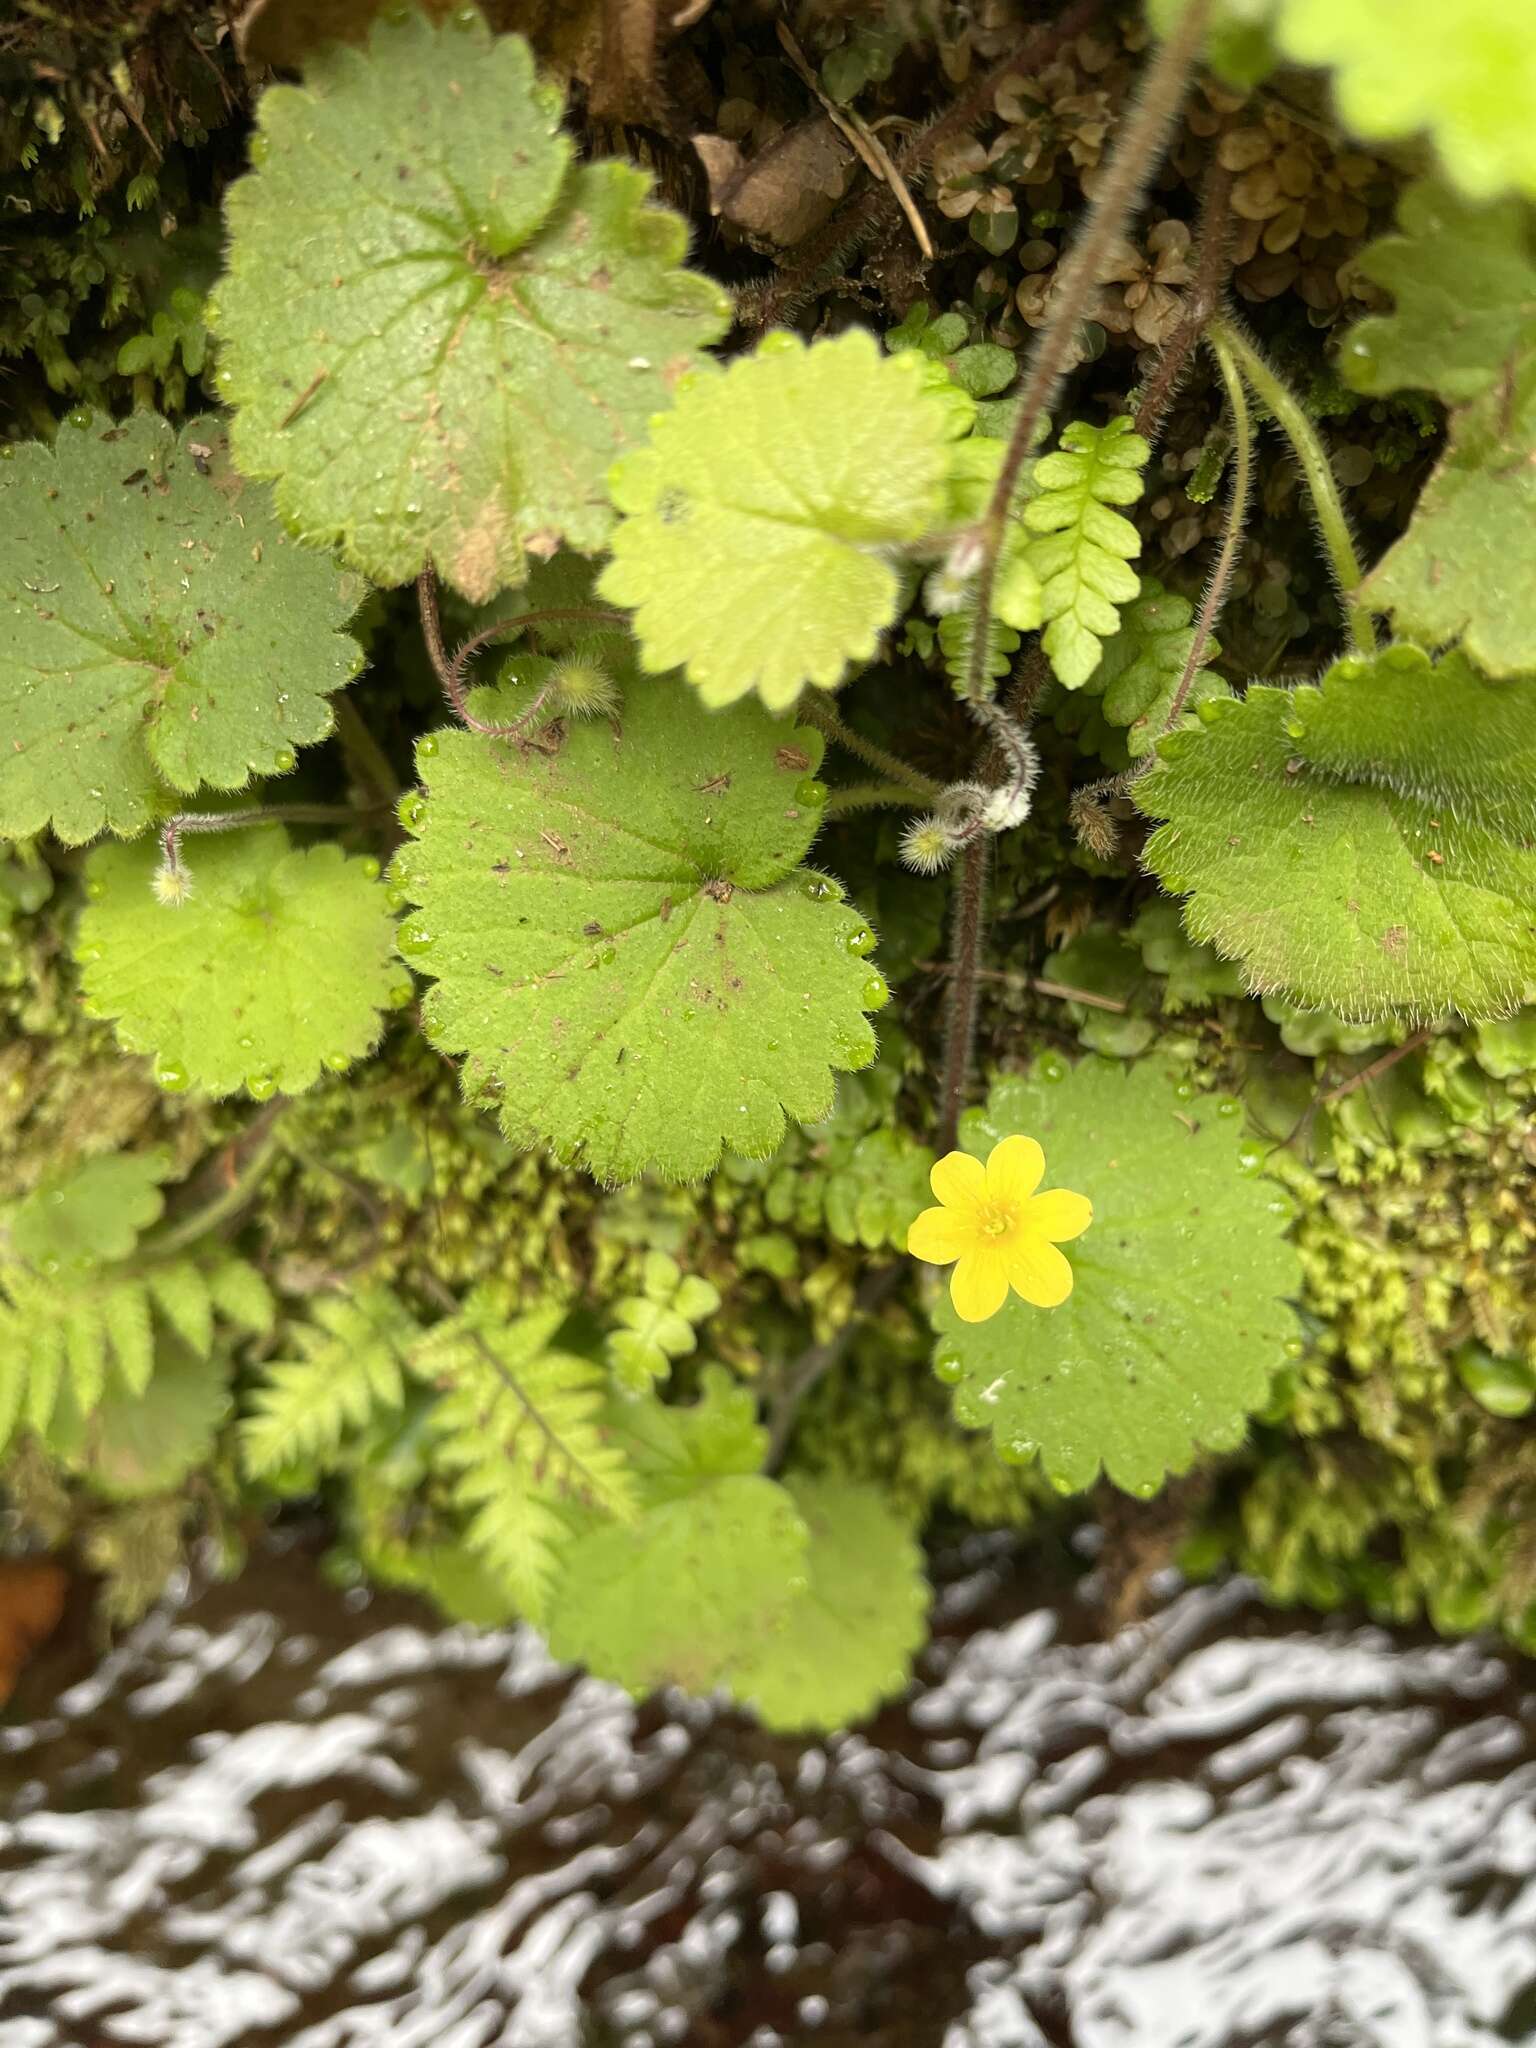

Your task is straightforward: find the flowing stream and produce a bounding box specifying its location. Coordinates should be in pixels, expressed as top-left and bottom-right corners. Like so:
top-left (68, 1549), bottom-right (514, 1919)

top-left (3, 1528), bottom-right (1534, 2046)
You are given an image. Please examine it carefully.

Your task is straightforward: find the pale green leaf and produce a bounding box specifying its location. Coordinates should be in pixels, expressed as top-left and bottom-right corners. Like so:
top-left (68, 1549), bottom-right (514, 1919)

top-left (1340, 178), bottom-right (1536, 403)
top-left (395, 663), bottom-right (884, 1183)
top-left (77, 826), bottom-right (399, 1098)
top-left (1092, 576), bottom-right (1229, 755)
top-left (0, 414), bottom-right (362, 844)
top-left (241, 1286), bottom-right (419, 1478)
top-left (49, 1334), bottom-right (232, 1500)
top-left (1362, 350), bottom-right (1536, 675)
top-left (1023, 416), bottom-right (1149, 688)
top-left (931, 1058), bottom-right (1299, 1494)
top-left (545, 1472), bottom-right (808, 1696)
top-left (214, 10), bottom-right (729, 599)
top-left (600, 331), bottom-right (954, 708)
top-left (605, 1362), bottom-right (767, 1506)
top-left (1270, 0), bottom-right (1536, 203)
top-left (7, 1150), bottom-right (170, 1275)
top-left (1138, 650), bottom-right (1536, 1018)
top-left (725, 1476), bottom-right (928, 1732)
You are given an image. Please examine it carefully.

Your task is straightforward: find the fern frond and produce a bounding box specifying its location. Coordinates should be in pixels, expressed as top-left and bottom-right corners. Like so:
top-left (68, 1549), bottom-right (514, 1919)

top-left (0, 1254), bottom-right (270, 1458)
top-left (1023, 416), bottom-right (1150, 688)
top-left (413, 1292), bottom-right (637, 1622)
top-left (240, 1287), bottom-right (419, 1479)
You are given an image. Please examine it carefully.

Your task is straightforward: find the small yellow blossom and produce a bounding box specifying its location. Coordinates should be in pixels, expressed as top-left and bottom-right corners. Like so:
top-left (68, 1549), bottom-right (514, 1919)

top-left (907, 1136), bottom-right (1092, 1323)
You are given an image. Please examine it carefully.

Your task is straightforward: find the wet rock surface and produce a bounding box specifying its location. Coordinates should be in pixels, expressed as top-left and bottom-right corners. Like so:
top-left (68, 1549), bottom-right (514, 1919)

top-left (3, 1532), bottom-right (1534, 2046)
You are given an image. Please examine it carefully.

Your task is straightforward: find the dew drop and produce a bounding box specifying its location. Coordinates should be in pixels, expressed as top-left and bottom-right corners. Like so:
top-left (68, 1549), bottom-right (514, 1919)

top-left (398, 792), bottom-right (428, 832)
top-left (417, 734), bottom-right (439, 760)
top-left (360, 856), bottom-right (381, 881)
top-left (800, 873), bottom-right (843, 902)
top-left (841, 924), bottom-right (876, 957)
top-left (997, 1435), bottom-right (1038, 1467)
top-left (1216, 1096), bottom-right (1241, 1119)
top-left (396, 919), bottom-right (435, 957)
top-left (1036, 1050), bottom-right (1069, 1084)
top-left (155, 1058), bottom-right (191, 1093)
top-left (861, 970), bottom-right (889, 1010)
top-left (246, 1072), bottom-right (278, 1102)
top-left (933, 1345), bottom-right (965, 1385)
top-left (794, 777), bottom-right (827, 808)
top-left (323, 1052), bottom-right (351, 1073)
top-left (386, 977), bottom-right (415, 1008)
top-left (272, 747), bottom-right (297, 775)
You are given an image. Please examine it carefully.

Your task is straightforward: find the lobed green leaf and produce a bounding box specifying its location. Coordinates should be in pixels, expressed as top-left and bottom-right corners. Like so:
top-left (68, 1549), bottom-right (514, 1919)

top-left (395, 661), bottom-right (886, 1184)
top-left (214, 9), bottom-right (729, 598)
top-left (0, 414), bottom-right (362, 844)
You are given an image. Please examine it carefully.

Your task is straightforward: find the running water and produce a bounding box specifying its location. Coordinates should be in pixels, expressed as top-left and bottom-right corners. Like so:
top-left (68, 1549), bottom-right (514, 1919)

top-left (3, 1528), bottom-right (1534, 2046)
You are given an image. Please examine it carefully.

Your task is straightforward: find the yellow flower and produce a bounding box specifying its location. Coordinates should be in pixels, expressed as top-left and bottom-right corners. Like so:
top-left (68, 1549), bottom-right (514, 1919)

top-left (907, 1136), bottom-right (1092, 1324)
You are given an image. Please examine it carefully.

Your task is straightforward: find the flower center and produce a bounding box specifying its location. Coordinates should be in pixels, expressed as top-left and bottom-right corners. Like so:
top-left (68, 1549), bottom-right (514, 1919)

top-left (978, 1198), bottom-right (1018, 1241)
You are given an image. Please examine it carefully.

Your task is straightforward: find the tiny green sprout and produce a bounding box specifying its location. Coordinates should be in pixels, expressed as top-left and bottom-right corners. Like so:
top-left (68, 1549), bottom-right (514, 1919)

top-left (550, 658), bottom-right (621, 720)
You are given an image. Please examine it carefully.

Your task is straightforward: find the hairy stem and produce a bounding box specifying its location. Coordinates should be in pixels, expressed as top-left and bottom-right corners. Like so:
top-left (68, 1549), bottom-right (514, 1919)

top-left (1160, 325), bottom-right (1253, 735)
top-left (961, 0), bottom-right (1212, 705)
top-left (157, 802), bottom-right (379, 891)
top-left (1209, 317), bottom-right (1378, 654)
top-left (823, 780), bottom-right (932, 818)
top-left (138, 1107), bottom-right (287, 1262)
top-left (936, 836), bottom-right (989, 1152)
top-left (417, 565), bottom-right (625, 739)
top-left (764, 1264), bottom-right (905, 1472)
top-left (332, 695), bottom-right (401, 812)
top-left (796, 693), bottom-right (942, 797)
top-left (1131, 157), bottom-right (1235, 444)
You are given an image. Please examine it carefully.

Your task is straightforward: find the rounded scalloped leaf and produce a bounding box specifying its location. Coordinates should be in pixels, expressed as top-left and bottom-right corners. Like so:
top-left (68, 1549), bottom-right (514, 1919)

top-left (394, 664), bottom-right (885, 1184)
top-left (544, 1473), bottom-right (809, 1696)
top-left (599, 331), bottom-right (955, 709)
top-left (213, 9), bottom-right (730, 600)
top-left (1271, 0), bottom-right (1536, 203)
top-left (930, 1057), bottom-right (1299, 1495)
top-left (0, 413), bottom-right (363, 846)
top-left (1361, 353), bottom-right (1536, 677)
top-left (8, 1151), bottom-right (171, 1276)
top-left (1137, 653), bottom-right (1536, 1019)
top-left (725, 1476), bottom-right (929, 1733)
top-left (76, 826), bottom-right (399, 1099)
top-left (1339, 179), bottom-right (1536, 404)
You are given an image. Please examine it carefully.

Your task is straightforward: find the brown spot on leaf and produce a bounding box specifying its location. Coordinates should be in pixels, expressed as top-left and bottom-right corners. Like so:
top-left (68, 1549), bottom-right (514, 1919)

top-left (451, 498), bottom-right (515, 603)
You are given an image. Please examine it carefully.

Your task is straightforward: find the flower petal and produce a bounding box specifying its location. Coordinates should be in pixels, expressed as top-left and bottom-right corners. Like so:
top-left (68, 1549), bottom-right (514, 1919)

top-left (950, 1248), bottom-right (1009, 1323)
top-left (985, 1134), bottom-right (1045, 1204)
top-left (1025, 1189), bottom-right (1093, 1244)
top-left (930, 1150), bottom-right (986, 1209)
top-left (1006, 1237), bottom-right (1075, 1309)
top-left (908, 1205), bottom-right (973, 1266)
